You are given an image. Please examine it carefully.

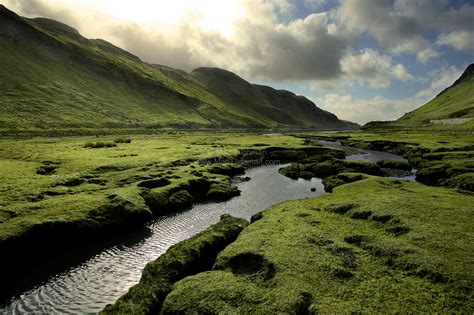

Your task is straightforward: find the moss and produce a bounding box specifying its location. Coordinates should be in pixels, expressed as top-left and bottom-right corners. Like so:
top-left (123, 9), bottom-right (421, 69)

top-left (207, 183), bottom-right (240, 200)
top-left (137, 178), bottom-right (171, 189)
top-left (52, 176), bottom-right (85, 187)
top-left (113, 137), bottom-right (132, 143)
top-left (141, 189), bottom-right (170, 214)
top-left (168, 190), bottom-right (193, 209)
top-left (444, 173), bottom-right (474, 191)
top-left (36, 163), bottom-right (58, 175)
top-left (101, 214), bottom-right (248, 315)
top-left (161, 177), bottom-right (474, 313)
top-left (376, 160), bottom-right (412, 170)
top-left (84, 142), bottom-right (117, 148)
top-left (342, 160), bottom-right (382, 175)
top-left (280, 158), bottom-right (381, 181)
top-left (89, 195), bottom-right (152, 225)
top-left (322, 173), bottom-right (366, 192)
top-left (208, 164), bottom-right (244, 176)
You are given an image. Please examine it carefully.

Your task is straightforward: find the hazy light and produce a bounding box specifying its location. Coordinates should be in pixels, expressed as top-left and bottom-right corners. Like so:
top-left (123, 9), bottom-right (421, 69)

top-left (66, 0), bottom-right (245, 36)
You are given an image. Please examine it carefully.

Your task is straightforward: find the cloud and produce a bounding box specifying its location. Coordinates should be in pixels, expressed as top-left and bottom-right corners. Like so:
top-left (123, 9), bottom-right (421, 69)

top-left (394, 0), bottom-right (474, 32)
top-left (232, 11), bottom-right (348, 81)
top-left (336, 0), bottom-right (430, 58)
top-left (315, 93), bottom-right (419, 124)
top-left (2, 0), bottom-right (350, 82)
top-left (436, 31), bottom-right (474, 51)
top-left (415, 47), bottom-right (441, 64)
top-left (415, 64), bottom-right (463, 99)
top-left (310, 49), bottom-right (416, 91)
top-left (335, 0), bottom-right (474, 63)
top-left (315, 64), bottom-right (462, 124)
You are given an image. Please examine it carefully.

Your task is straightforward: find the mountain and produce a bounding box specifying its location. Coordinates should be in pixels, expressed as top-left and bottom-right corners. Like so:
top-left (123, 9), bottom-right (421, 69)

top-left (0, 5), bottom-right (357, 132)
top-left (364, 64), bottom-right (474, 130)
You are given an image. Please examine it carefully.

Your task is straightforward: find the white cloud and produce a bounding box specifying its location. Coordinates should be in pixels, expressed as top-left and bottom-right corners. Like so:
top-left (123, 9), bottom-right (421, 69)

top-left (335, 0), bottom-right (474, 63)
top-left (436, 31), bottom-right (474, 51)
top-left (1, 0), bottom-right (350, 81)
top-left (415, 64), bottom-right (463, 99)
top-left (315, 64), bottom-right (463, 124)
top-left (315, 49), bottom-right (415, 90)
top-left (392, 64), bottom-right (415, 81)
top-left (309, 49), bottom-right (416, 92)
top-left (315, 94), bottom-right (418, 124)
top-left (415, 47), bottom-right (441, 64)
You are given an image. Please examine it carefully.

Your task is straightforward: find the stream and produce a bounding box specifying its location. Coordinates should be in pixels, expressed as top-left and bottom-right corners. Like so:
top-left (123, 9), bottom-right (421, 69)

top-left (1, 142), bottom-right (415, 314)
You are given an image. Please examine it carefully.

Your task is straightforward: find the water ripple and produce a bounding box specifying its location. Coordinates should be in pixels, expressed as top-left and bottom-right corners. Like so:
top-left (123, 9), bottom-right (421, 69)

top-left (3, 164), bottom-right (324, 314)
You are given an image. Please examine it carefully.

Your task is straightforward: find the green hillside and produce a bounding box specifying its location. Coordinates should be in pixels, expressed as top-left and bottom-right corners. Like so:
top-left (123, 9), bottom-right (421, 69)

top-left (0, 5), bottom-right (356, 133)
top-left (364, 64), bottom-right (474, 130)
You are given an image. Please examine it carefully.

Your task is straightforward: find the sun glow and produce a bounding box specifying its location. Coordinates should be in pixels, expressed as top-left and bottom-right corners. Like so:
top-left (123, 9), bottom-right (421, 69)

top-left (68, 0), bottom-right (245, 36)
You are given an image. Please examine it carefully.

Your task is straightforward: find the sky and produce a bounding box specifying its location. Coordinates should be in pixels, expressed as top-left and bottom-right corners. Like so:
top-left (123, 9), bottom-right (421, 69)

top-left (2, 0), bottom-right (473, 124)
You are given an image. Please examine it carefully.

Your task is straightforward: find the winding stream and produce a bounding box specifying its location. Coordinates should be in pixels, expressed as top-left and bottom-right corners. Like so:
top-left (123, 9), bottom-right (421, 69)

top-left (1, 143), bottom-right (415, 313)
top-left (2, 164), bottom-right (324, 314)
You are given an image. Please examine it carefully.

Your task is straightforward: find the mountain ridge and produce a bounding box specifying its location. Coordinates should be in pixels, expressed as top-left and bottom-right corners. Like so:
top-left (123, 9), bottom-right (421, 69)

top-left (0, 5), bottom-right (358, 132)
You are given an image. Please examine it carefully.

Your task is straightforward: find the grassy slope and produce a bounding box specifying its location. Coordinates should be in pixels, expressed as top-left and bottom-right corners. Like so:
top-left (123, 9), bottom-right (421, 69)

top-left (162, 176), bottom-right (474, 313)
top-left (0, 5), bottom-right (355, 132)
top-left (365, 64), bottom-right (473, 130)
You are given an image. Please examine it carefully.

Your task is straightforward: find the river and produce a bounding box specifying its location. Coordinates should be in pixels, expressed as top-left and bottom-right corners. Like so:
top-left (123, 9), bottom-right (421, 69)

top-left (1, 143), bottom-right (415, 313)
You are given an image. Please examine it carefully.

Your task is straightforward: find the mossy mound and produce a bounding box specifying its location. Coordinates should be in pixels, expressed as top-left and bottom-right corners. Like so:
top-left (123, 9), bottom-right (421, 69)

top-left (208, 164), bottom-right (245, 176)
top-left (322, 173), bottom-right (367, 192)
top-left (160, 177), bottom-right (474, 313)
top-left (207, 183), bottom-right (240, 200)
top-left (279, 158), bottom-right (381, 180)
top-left (376, 159), bottom-right (412, 170)
top-left (101, 214), bottom-right (248, 315)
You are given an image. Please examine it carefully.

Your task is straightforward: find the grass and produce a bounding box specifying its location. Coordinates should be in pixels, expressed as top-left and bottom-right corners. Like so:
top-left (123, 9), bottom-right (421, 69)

top-left (1, 129), bottom-right (472, 312)
top-left (305, 131), bottom-right (474, 191)
top-left (161, 176), bottom-right (474, 313)
top-left (0, 133), bottom-right (319, 249)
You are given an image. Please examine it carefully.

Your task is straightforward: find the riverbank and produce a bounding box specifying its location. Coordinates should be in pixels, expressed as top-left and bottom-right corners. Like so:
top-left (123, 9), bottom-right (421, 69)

top-left (0, 133), bottom-right (341, 303)
top-left (301, 131), bottom-right (473, 191)
top-left (159, 175), bottom-right (473, 313)
top-left (2, 131), bottom-right (473, 312)
top-left (104, 131), bottom-right (473, 313)
top-left (101, 214), bottom-right (248, 314)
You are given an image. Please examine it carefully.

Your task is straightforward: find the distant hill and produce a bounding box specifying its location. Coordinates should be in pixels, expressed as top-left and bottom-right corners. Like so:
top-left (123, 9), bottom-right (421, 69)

top-left (0, 5), bottom-right (357, 133)
top-left (364, 64), bottom-right (474, 130)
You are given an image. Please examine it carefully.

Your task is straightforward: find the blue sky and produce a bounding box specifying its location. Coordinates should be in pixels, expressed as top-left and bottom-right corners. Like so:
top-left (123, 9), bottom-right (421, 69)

top-left (2, 0), bottom-right (473, 124)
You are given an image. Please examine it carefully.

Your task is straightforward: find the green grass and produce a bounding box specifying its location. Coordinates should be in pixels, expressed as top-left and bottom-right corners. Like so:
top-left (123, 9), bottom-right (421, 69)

top-left (161, 176), bottom-right (474, 313)
top-left (306, 131), bottom-right (474, 190)
top-left (0, 133), bottom-right (312, 244)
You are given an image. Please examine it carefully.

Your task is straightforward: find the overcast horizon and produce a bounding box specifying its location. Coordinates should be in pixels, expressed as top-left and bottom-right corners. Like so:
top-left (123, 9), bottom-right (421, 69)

top-left (2, 0), bottom-right (473, 124)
